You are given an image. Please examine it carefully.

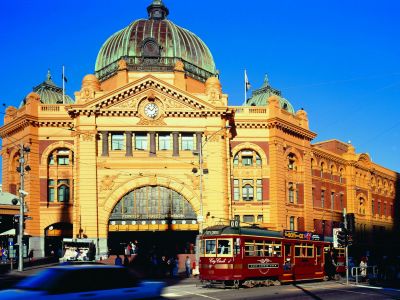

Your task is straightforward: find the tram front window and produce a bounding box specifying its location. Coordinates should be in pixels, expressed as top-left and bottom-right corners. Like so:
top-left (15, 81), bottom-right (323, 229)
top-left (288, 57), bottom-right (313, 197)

top-left (217, 239), bottom-right (232, 256)
top-left (205, 239), bottom-right (217, 255)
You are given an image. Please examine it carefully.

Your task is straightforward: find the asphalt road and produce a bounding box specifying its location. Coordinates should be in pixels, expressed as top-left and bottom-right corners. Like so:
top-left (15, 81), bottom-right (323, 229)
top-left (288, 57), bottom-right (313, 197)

top-left (1, 265), bottom-right (400, 300)
top-left (162, 281), bottom-right (400, 300)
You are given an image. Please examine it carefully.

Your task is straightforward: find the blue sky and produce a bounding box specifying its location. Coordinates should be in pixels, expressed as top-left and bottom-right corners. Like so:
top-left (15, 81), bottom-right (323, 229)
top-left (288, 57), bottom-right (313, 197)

top-left (0, 0), bottom-right (399, 172)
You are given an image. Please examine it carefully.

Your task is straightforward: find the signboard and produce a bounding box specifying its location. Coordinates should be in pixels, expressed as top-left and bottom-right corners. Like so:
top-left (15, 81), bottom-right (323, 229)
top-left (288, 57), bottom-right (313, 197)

top-left (333, 228), bottom-right (340, 248)
top-left (283, 230), bottom-right (323, 241)
top-left (230, 219), bottom-right (240, 228)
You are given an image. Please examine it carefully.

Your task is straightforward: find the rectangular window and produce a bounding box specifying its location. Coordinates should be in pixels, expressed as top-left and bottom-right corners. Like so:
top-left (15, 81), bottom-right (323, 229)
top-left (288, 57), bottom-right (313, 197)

top-left (257, 215), bottom-right (263, 223)
top-left (57, 156), bottom-right (69, 165)
top-left (378, 202), bottom-right (381, 215)
top-left (205, 239), bottom-right (216, 255)
top-left (233, 179), bottom-right (240, 201)
top-left (217, 239), bottom-right (232, 256)
top-left (242, 180), bottom-right (254, 201)
top-left (288, 182), bottom-right (294, 203)
top-left (296, 184), bottom-right (300, 203)
top-left (289, 216), bottom-right (295, 230)
top-left (321, 190), bottom-right (325, 208)
top-left (135, 133), bottom-right (148, 150)
top-left (242, 156), bottom-right (253, 166)
top-left (243, 215), bottom-right (255, 223)
top-left (383, 203), bottom-right (387, 216)
top-left (48, 179), bottom-right (55, 202)
top-left (256, 179), bottom-right (262, 201)
top-left (158, 133), bottom-right (171, 150)
top-left (181, 134), bottom-right (194, 150)
top-left (111, 133), bottom-right (124, 150)
top-left (331, 192), bottom-right (335, 210)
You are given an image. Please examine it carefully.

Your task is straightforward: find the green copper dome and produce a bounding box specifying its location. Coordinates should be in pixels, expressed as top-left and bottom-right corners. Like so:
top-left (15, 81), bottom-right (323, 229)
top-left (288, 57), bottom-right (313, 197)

top-left (20, 71), bottom-right (74, 107)
top-left (95, 0), bottom-right (216, 82)
top-left (245, 75), bottom-right (295, 114)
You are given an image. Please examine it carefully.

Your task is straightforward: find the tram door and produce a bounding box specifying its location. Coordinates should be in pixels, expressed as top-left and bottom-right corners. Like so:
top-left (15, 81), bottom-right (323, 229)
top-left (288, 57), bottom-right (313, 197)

top-left (315, 244), bottom-right (325, 275)
top-left (293, 242), bottom-right (315, 280)
top-left (282, 243), bottom-right (294, 281)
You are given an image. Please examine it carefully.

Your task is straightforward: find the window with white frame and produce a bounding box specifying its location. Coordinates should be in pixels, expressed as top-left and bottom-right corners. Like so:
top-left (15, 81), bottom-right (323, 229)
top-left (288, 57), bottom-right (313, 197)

top-left (242, 179), bottom-right (254, 201)
top-left (111, 133), bottom-right (124, 150)
top-left (158, 133), bottom-right (171, 150)
top-left (181, 134), bottom-right (194, 150)
top-left (135, 133), bottom-right (148, 150)
top-left (233, 179), bottom-right (240, 201)
top-left (256, 179), bottom-right (263, 201)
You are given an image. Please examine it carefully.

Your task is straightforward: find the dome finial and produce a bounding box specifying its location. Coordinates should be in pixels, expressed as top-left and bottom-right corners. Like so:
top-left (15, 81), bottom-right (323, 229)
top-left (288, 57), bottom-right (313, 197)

top-left (147, 0), bottom-right (169, 20)
top-left (47, 69), bottom-right (52, 81)
top-left (263, 74), bottom-right (269, 87)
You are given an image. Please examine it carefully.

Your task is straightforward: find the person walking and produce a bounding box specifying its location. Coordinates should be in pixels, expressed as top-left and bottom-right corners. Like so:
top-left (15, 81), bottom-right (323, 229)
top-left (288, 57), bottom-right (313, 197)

top-left (360, 257), bottom-right (368, 282)
top-left (185, 256), bottom-right (191, 278)
top-left (115, 254), bottom-right (123, 266)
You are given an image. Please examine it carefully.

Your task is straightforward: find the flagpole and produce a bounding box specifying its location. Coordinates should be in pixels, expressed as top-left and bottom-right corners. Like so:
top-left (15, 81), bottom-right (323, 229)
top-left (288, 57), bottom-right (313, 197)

top-left (244, 69), bottom-right (247, 105)
top-left (62, 65), bottom-right (65, 104)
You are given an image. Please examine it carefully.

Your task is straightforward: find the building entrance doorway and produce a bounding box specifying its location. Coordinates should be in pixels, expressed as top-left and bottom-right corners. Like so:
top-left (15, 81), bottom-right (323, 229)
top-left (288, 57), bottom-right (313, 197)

top-left (107, 185), bottom-right (199, 257)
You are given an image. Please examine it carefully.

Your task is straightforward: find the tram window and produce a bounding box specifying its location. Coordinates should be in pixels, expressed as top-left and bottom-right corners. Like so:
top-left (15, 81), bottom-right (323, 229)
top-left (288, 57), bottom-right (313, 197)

top-left (205, 239), bottom-right (216, 255)
top-left (256, 243), bottom-right (264, 256)
top-left (265, 242), bottom-right (282, 257)
top-left (316, 246), bottom-right (322, 256)
top-left (306, 245), bottom-right (313, 257)
top-left (285, 244), bottom-right (291, 257)
top-left (245, 240), bottom-right (255, 256)
top-left (295, 244), bottom-right (302, 257)
top-left (217, 239), bottom-right (232, 256)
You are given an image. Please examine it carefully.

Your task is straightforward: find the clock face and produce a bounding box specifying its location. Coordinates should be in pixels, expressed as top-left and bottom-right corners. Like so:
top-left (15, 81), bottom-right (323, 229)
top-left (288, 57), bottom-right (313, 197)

top-left (144, 103), bottom-right (159, 118)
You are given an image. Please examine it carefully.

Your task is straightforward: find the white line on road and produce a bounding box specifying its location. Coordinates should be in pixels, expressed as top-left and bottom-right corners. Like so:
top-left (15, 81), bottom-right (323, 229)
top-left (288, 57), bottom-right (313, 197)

top-left (165, 288), bottom-right (222, 300)
top-left (297, 284), bottom-right (391, 296)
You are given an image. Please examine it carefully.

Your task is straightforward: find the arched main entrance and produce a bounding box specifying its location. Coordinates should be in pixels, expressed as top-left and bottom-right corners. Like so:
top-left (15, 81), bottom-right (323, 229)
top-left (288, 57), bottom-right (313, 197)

top-left (108, 185), bottom-right (198, 256)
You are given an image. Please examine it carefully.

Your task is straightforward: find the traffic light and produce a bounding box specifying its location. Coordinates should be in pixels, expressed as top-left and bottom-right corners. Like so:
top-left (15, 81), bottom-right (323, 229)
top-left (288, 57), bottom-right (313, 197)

top-left (346, 213), bottom-right (355, 234)
top-left (337, 227), bottom-right (348, 247)
top-left (13, 215), bottom-right (20, 236)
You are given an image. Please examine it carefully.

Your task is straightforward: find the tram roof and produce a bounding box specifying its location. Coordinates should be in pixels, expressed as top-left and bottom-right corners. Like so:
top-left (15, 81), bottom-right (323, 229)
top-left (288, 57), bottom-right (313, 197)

top-left (203, 225), bottom-right (283, 238)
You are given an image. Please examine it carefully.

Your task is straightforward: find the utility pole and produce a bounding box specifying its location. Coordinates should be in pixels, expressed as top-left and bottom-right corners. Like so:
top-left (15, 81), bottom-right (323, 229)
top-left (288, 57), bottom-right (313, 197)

top-left (343, 208), bottom-right (349, 285)
top-left (16, 143), bottom-right (30, 272)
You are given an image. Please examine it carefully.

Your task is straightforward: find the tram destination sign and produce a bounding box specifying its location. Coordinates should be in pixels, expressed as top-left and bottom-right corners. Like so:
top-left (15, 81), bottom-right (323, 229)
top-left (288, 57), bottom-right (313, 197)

top-left (248, 263), bottom-right (279, 269)
top-left (284, 230), bottom-right (323, 241)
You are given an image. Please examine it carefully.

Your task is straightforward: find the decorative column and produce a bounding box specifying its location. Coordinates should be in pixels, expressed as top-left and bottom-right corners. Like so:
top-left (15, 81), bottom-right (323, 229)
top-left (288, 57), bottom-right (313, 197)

top-left (149, 132), bottom-right (156, 157)
top-left (172, 132), bottom-right (179, 157)
top-left (196, 132), bottom-right (202, 153)
top-left (101, 131), bottom-right (109, 156)
top-left (125, 131), bottom-right (133, 157)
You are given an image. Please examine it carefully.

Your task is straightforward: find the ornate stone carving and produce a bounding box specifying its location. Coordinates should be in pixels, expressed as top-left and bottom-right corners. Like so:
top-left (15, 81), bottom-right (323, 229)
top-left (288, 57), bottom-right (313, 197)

top-left (174, 60), bottom-right (184, 72)
top-left (112, 97), bottom-right (139, 109)
top-left (118, 59), bottom-right (127, 70)
top-left (100, 175), bottom-right (118, 191)
top-left (137, 116), bottom-right (167, 126)
top-left (162, 97), bottom-right (190, 109)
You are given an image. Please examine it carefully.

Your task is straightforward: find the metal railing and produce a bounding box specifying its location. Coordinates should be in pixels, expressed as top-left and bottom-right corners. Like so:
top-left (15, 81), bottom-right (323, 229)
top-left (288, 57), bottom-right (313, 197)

top-left (351, 265), bottom-right (378, 285)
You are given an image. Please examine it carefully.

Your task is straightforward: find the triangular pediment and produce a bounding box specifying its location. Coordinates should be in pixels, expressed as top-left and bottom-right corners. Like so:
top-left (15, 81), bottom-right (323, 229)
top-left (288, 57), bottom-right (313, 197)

top-left (67, 75), bottom-right (221, 116)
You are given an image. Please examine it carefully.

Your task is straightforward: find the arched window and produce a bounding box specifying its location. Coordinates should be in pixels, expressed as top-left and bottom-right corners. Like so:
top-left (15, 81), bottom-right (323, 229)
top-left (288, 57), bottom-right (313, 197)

top-left (47, 148), bottom-right (74, 203)
top-left (242, 182), bottom-right (254, 201)
top-left (320, 162), bottom-right (325, 178)
top-left (287, 153), bottom-right (297, 170)
top-left (233, 149), bottom-right (263, 167)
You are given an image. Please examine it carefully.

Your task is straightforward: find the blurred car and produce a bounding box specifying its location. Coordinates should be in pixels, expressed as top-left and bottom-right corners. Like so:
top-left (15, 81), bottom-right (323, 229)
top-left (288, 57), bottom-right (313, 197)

top-left (0, 264), bottom-right (165, 299)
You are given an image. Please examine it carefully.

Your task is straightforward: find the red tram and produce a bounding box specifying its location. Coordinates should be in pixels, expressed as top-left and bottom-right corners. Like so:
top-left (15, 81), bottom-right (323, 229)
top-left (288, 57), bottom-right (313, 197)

top-left (199, 225), bottom-right (333, 288)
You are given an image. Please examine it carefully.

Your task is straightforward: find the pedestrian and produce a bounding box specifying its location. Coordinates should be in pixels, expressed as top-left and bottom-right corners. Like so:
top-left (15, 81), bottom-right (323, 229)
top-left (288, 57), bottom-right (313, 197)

top-left (185, 256), bottom-right (191, 278)
top-left (360, 257), bottom-right (367, 282)
top-left (123, 255), bottom-right (130, 267)
top-left (115, 254), bottom-right (122, 266)
top-left (28, 249), bottom-right (34, 262)
top-left (2, 248), bottom-right (8, 264)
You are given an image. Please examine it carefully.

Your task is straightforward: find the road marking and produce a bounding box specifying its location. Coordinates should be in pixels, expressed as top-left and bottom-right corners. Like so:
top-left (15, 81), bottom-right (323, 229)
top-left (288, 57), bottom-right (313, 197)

top-left (165, 288), bottom-right (222, 300)
top-left (297, 284), bottom-right (390, 296)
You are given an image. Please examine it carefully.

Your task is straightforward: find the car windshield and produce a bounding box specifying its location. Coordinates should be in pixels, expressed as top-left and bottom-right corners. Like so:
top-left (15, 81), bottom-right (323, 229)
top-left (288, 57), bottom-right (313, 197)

top-left (15, 269), bottom-right (66, 291)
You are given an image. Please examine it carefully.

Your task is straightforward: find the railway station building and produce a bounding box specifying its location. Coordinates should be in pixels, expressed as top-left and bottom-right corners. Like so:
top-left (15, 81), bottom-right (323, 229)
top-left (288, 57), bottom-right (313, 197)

top-left (0, 0), bottom-right (398, 259)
